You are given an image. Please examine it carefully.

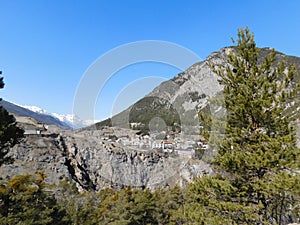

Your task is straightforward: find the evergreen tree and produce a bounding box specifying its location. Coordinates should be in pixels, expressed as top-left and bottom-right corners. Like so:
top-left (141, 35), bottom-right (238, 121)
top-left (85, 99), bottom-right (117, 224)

top-left (0, 172), bottom-right (71, 225)
top-left (0, 71), bottom-right (24, 167)
top-left (98, 187), bottom-right (158, 225)
top-left (184, 28), bottom-right (300, 224)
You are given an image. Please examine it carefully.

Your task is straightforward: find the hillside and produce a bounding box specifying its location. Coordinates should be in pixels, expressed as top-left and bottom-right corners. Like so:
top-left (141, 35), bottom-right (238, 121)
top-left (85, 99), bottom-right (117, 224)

top-left (1, 100), bottom-right (71, 129)
top-left (94, 47), bottom-right (300, 132)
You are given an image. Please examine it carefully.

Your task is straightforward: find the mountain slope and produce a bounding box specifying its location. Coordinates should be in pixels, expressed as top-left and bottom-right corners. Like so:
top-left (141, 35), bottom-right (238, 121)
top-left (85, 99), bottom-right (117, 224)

top-left (95, 47), bottom-right (300, 132)
top-left (21, 105), bottom-right (98, 129)
top-left (1, 100), bottom-right (71, 129)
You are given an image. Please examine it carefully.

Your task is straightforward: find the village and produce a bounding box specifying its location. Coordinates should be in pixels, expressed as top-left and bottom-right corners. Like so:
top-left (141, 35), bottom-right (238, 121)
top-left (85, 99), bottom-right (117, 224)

top-left (19, 115), bottom-right (208, 160)
top-left (89, 125), bottom-right (208, 159)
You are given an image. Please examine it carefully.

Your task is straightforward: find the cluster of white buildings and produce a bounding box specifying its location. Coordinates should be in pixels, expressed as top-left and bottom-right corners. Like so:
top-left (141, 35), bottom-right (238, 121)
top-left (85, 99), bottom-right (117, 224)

top-left (94, 127), bottom-right (208, 159)
top-left (118, 133), bottom-right (206, 158)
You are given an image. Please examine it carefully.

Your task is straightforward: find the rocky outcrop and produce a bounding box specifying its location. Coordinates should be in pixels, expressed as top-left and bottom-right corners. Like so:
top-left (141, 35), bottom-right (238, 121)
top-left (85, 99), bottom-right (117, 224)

top-left (0, 123), bottom-right (212, 192)
top-left (65, 135), bottom-right (212, 191)
top-left (0, 133), bottom-right (70, 185)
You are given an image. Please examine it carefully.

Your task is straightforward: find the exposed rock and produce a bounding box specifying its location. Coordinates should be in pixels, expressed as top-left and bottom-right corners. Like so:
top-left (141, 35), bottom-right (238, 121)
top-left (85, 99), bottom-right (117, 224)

top-left (0, 118), bottom-right (212, 192)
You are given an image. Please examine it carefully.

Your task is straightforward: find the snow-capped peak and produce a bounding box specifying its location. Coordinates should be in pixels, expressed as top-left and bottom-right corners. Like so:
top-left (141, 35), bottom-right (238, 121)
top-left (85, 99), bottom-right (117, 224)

top-left (22, 105), bottom-right (49, 115)
top-left (51, 113), bottom-right (99, 129)
top-left (20, 105), bottom-right (97, 129)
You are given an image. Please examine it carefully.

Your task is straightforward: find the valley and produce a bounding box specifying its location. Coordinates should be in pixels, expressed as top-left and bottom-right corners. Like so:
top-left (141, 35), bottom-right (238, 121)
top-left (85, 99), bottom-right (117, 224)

top-left (2, 47), bottom-right (300, 193)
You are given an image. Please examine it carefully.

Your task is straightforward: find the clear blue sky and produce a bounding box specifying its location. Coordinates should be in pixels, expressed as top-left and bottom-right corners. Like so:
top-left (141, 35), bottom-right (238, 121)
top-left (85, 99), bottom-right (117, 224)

top-left (0, 0), bottom-right (300, 120)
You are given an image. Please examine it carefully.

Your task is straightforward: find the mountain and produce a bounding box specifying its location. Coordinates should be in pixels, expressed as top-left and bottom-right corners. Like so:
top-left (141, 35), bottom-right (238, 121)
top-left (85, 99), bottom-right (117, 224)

top-left (1, 100), bottom-right (71, 129)
top-left (21, 105), bottom-right (98, 129)
top-left (1, 101), bottom-right (97, 129)
top-left (1, 47), bottom-right (299, 193)
top-left (51, 113), bottom-right (99, 129)
top-left (19, 105), bottom-right (49, 114)
top-left (95, 47), bottom-right (300, 131)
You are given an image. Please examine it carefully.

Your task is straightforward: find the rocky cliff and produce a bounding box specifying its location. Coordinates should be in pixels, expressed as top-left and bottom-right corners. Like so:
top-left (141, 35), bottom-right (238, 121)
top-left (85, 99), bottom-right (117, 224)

top-left (0, 117), bottom-right (211, 191)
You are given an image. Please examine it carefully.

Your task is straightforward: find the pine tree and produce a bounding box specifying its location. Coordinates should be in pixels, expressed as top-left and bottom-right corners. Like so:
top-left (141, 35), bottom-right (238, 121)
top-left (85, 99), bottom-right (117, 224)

top-left (0, 172), bottom-right (71, 224)
top-left (0, 71), bottom-right (24, 167)
top-left (184, 28), bottom-right (300, 224)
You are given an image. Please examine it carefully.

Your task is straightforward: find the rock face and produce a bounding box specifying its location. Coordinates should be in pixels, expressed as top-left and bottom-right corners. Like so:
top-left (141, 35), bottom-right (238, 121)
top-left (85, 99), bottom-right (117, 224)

top-left (0, 133), bottom-right (69, 184)
top-left (0, 119), bottom-right (212, 191)
top-left (64, 132), bottom-right (211, 191)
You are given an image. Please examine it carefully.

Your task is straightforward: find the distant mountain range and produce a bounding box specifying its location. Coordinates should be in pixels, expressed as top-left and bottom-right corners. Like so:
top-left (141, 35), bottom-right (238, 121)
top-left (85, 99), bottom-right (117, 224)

top-left (1, 100), bottom-right (96, 129)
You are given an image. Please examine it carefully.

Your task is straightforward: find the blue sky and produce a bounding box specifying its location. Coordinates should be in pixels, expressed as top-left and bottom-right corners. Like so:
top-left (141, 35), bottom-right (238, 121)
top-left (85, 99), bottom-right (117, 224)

top-left (0, 0), bottom-right (300, 120)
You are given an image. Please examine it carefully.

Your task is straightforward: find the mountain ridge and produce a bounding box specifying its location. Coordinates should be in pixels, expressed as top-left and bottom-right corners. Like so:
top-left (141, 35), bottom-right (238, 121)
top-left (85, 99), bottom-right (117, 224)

top-left (1, 100), bottom-right (71, 129)
top-left (1, 101), bottom-right (98, 129)
top-left (94, 47), bottom-right (300, 132)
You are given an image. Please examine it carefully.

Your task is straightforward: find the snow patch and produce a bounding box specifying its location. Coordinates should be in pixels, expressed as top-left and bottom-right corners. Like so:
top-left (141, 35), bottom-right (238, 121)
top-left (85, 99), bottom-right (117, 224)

top-left (21, 105), bottom-right (49, 115)
top-left (21, 105), bottom-right (98, 129)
